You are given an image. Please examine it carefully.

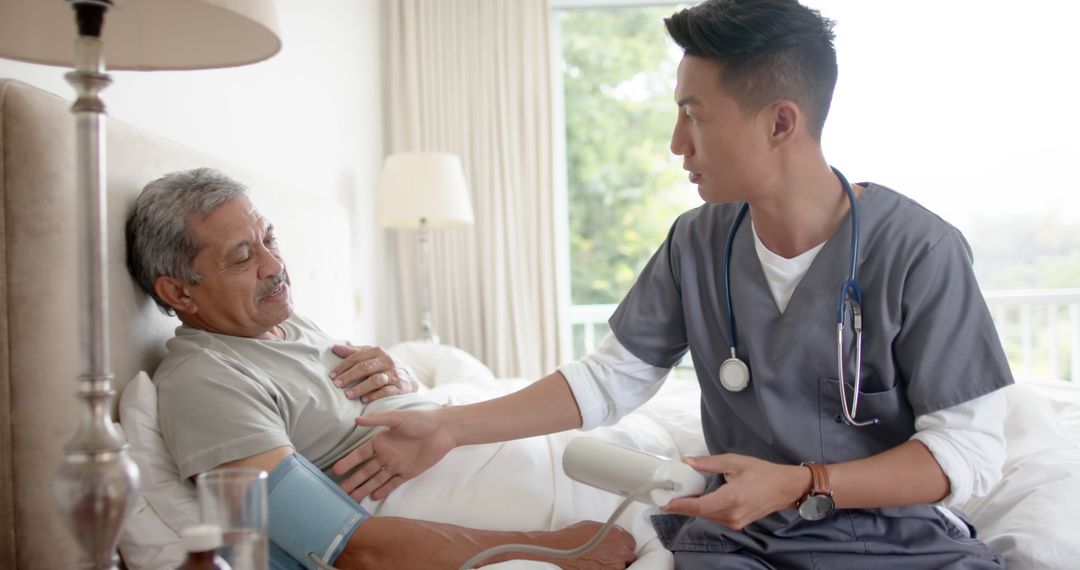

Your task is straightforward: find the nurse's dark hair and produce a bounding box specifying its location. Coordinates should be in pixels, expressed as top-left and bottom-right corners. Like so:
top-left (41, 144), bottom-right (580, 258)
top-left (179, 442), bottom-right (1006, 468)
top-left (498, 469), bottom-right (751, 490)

top-left (125, 167), bottom-right (249, 315)
top-left (665, 0), bottom-right (837, 140)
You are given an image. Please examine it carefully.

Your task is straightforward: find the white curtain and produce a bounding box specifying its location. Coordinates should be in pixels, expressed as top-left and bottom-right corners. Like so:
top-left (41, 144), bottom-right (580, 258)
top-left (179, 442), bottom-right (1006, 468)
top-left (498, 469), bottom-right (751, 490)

top-left (384, 0), bottom-right (560, 378)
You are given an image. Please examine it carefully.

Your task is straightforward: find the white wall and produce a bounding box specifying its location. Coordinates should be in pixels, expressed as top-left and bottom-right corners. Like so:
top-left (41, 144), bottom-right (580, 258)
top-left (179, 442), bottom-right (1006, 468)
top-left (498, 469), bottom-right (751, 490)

top-left (0, 0), bottom-right (386, 343)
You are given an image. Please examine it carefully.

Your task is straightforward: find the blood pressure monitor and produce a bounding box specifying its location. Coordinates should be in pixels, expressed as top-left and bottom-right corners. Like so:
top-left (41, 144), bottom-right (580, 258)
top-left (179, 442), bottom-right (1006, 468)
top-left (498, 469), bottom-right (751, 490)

top-left (562, 437), bottom-right (707, 507)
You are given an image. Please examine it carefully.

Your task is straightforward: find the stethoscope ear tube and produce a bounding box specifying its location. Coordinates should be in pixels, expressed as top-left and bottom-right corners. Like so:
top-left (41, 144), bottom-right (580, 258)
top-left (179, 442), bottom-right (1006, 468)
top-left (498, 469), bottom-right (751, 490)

top-left (836, 318), bottom-right (879, 427)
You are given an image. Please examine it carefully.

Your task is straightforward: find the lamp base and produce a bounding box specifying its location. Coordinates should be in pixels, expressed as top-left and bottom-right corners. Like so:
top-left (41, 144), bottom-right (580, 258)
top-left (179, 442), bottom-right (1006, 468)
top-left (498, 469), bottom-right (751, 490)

top-left (52, 375), bottom-right (139, 570)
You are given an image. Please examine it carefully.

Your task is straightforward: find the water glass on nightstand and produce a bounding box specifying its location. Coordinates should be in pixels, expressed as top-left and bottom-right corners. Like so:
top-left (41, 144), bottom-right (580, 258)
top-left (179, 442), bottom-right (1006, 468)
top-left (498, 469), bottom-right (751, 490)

top-left (197, 467), bottom-right (269, 570)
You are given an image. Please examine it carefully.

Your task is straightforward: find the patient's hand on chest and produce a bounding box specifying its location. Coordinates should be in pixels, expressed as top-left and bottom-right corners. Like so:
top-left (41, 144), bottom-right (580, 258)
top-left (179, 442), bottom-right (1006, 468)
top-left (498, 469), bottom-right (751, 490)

top-left (330, 344), bottom-right (420, 403)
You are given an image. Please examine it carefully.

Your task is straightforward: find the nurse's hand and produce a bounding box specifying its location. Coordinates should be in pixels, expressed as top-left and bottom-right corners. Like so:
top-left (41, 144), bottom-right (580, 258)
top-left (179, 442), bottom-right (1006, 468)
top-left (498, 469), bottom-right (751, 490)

top-left (661, 454), bottom-right (812, 531)
top-left (330, 344), bottom-right (420, 403)
top-left (332, 408), bottom-right (455, 500)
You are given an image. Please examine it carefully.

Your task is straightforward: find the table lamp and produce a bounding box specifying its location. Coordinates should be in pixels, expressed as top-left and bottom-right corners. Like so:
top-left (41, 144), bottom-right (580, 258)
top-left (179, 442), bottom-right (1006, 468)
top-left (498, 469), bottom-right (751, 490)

top-left (0, 1), bottom-right (280, 568)
top-left (377, 152), bottom-right (474, 343)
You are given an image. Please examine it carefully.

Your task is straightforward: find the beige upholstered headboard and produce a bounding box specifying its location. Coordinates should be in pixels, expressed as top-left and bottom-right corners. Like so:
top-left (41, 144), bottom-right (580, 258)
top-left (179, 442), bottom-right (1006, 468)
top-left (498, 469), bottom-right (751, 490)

top-left (0, 78), bottom-right (352, 568)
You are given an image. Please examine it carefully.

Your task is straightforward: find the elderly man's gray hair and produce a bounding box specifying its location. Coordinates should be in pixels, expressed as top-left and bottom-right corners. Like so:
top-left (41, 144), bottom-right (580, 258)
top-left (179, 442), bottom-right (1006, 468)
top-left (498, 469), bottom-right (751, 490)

top-left (126, 167), bottom-right (248, 315)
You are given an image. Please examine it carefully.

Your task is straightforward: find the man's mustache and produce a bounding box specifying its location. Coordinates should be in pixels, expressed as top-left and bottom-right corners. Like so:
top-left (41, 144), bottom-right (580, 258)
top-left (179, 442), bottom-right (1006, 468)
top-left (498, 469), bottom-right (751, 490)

top-left (258, 272), bottom-right (287, 298)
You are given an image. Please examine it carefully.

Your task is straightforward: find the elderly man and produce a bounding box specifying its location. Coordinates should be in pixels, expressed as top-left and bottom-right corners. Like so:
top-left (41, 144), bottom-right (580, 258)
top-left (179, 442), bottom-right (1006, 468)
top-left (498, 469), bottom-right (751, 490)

top-left (125, 167), bottom-right (636, 570)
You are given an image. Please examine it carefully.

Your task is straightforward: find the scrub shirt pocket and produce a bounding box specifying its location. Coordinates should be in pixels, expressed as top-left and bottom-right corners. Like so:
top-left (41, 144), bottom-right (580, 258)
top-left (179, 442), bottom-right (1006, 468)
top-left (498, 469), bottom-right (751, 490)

top-left (817, 378), bottom-right (913, 464)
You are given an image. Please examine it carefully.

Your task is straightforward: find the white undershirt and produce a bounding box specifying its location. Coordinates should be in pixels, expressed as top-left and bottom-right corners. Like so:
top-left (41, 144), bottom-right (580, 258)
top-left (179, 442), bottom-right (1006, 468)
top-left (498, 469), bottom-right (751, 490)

top-left (751, 220), bottom-right (826, 313)
top-left (559, 223), bottom-right (1006, 509)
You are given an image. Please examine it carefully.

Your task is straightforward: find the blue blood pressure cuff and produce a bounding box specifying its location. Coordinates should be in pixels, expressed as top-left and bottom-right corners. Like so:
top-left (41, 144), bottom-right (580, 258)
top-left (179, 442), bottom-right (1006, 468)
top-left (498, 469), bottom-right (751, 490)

top-left (268, 453), bottom-right (370, 569)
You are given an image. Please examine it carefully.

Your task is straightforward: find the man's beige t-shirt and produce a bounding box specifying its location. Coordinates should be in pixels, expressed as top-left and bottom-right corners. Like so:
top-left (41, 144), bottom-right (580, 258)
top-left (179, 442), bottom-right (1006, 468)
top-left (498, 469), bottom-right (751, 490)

top-left (154, 312), bottom-right (437, 480)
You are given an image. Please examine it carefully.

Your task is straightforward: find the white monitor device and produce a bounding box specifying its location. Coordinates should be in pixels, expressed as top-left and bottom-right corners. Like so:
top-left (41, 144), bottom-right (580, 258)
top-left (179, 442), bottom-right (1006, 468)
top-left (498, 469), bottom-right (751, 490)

top-left (562, 437), bottom-right (707, 507)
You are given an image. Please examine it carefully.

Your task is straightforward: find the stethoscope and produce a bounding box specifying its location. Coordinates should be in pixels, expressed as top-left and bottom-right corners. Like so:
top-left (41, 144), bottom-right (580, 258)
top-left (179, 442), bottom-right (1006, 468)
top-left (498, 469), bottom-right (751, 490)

top-left (718, 166), bottom-right (879, 427)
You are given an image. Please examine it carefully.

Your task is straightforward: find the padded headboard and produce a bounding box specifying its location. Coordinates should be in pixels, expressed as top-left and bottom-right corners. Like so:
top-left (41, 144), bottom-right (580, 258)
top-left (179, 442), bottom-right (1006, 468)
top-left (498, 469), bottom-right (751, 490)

top-left (0, 78), bottom-right (352, 568)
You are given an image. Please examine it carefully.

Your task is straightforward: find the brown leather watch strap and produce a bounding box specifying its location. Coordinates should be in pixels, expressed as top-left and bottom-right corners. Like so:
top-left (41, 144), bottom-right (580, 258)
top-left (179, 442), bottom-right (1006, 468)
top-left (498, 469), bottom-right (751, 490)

top-left (800, 461), bottom-right (833, 497)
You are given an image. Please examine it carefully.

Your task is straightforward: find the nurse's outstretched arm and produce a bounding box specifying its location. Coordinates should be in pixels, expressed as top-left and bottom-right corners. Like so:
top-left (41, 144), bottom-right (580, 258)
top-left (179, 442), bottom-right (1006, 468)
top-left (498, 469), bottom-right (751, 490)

top-left (661, 440), bottom-right (948, 531)
top-left (335, 371), bottom-right (583, 500)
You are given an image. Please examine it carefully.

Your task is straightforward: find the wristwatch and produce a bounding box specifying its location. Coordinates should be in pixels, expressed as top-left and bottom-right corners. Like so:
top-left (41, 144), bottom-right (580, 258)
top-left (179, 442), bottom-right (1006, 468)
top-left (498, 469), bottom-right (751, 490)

top-left (797, 461), bottom-right (836, 521)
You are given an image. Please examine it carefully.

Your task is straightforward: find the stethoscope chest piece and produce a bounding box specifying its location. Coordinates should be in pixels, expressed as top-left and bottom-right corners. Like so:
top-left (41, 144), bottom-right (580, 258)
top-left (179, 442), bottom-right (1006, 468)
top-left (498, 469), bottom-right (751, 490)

top-left (718, 357), bottom-right (750, 392)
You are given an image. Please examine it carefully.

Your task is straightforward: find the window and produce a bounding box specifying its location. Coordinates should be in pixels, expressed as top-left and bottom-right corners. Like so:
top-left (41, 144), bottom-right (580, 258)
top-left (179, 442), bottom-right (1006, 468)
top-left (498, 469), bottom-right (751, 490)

top-left (553, 1), bottom-right (1080, 381)
top-left (554, 2), bottom-right (696, 361)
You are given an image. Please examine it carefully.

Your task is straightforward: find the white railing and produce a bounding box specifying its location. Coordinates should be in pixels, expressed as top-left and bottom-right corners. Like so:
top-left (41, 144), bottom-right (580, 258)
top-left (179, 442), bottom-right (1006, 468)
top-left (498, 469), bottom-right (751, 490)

top-left (985, 289), bottom-right (1080, 383)
top-left (567, 289), bottom-right (1080, 383)
top-left (568, 304), bottom-right (617, 355)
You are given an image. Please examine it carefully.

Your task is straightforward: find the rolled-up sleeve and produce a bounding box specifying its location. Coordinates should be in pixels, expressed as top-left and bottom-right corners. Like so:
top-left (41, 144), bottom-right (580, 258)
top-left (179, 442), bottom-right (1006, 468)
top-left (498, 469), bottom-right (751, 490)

top-left (911, 390), bottom-right (1007, 506)
top-left (559, 333), bottom-right (672, 430)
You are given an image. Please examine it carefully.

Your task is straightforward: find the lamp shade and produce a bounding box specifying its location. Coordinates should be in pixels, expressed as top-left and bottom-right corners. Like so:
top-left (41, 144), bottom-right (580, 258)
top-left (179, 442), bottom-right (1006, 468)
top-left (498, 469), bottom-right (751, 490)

top-left (0, 0), bottom-right (280, 70)
top-left (377, 152), bottom-right (475, 229)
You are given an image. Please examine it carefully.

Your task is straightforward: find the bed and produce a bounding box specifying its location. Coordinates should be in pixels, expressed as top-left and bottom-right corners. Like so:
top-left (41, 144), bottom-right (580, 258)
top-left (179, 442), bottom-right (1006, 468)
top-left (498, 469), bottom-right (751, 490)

top-left (2, 77), bottom-right (1079, 569)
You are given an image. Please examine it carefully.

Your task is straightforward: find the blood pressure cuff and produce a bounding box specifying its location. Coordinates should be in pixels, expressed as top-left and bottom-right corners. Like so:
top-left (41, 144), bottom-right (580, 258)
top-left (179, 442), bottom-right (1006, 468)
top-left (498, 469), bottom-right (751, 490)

top-left (268, 453), bottom-right (370, 569)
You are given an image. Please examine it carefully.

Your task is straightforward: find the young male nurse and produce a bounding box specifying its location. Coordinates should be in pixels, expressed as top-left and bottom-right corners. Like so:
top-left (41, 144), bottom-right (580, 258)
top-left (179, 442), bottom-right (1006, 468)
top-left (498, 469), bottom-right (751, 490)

top-left (331, 1), bottom-right (1012, 567)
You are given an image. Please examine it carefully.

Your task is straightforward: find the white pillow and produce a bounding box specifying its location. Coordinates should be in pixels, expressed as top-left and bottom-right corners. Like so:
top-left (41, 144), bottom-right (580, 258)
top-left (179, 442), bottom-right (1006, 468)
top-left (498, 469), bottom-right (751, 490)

top-left (963, 383), bottom-right (1080, 570)
top-left (1022, 380), bottom-right (1080, 446)
top-left (387, 341), bottom-right (496, 388)
top-left (117, 371), bottom-right (197, 570)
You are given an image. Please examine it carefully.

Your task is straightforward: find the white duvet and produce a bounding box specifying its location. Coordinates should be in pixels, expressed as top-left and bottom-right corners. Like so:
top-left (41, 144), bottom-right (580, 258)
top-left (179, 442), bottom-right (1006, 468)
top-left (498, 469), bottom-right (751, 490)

top-left (365, 377), bottom-right (708, 570)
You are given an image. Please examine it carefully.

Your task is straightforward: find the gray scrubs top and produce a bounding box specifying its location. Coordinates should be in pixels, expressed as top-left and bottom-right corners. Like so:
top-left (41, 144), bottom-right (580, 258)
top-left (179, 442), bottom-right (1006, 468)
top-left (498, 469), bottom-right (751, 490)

top-left (611, 184), bottom-right (1012, 569)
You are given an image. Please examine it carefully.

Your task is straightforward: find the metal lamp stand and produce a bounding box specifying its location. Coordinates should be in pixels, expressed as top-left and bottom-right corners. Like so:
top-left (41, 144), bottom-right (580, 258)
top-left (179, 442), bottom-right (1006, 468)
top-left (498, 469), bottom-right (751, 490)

top-left (49, 2), bottom-right (140, 569)
top-left (417, 217), bottom-right (440, 343)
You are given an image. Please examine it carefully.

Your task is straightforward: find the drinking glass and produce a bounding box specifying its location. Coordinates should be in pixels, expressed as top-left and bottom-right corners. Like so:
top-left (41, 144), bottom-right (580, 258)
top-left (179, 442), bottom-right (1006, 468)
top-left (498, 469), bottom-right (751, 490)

top-left (197, 467), bottom-right (269, 570)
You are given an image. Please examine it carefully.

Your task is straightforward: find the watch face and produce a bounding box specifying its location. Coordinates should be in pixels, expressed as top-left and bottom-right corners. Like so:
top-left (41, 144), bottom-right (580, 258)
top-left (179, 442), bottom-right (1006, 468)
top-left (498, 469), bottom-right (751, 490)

top-left (798, 494), bottom-right (836, 521)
